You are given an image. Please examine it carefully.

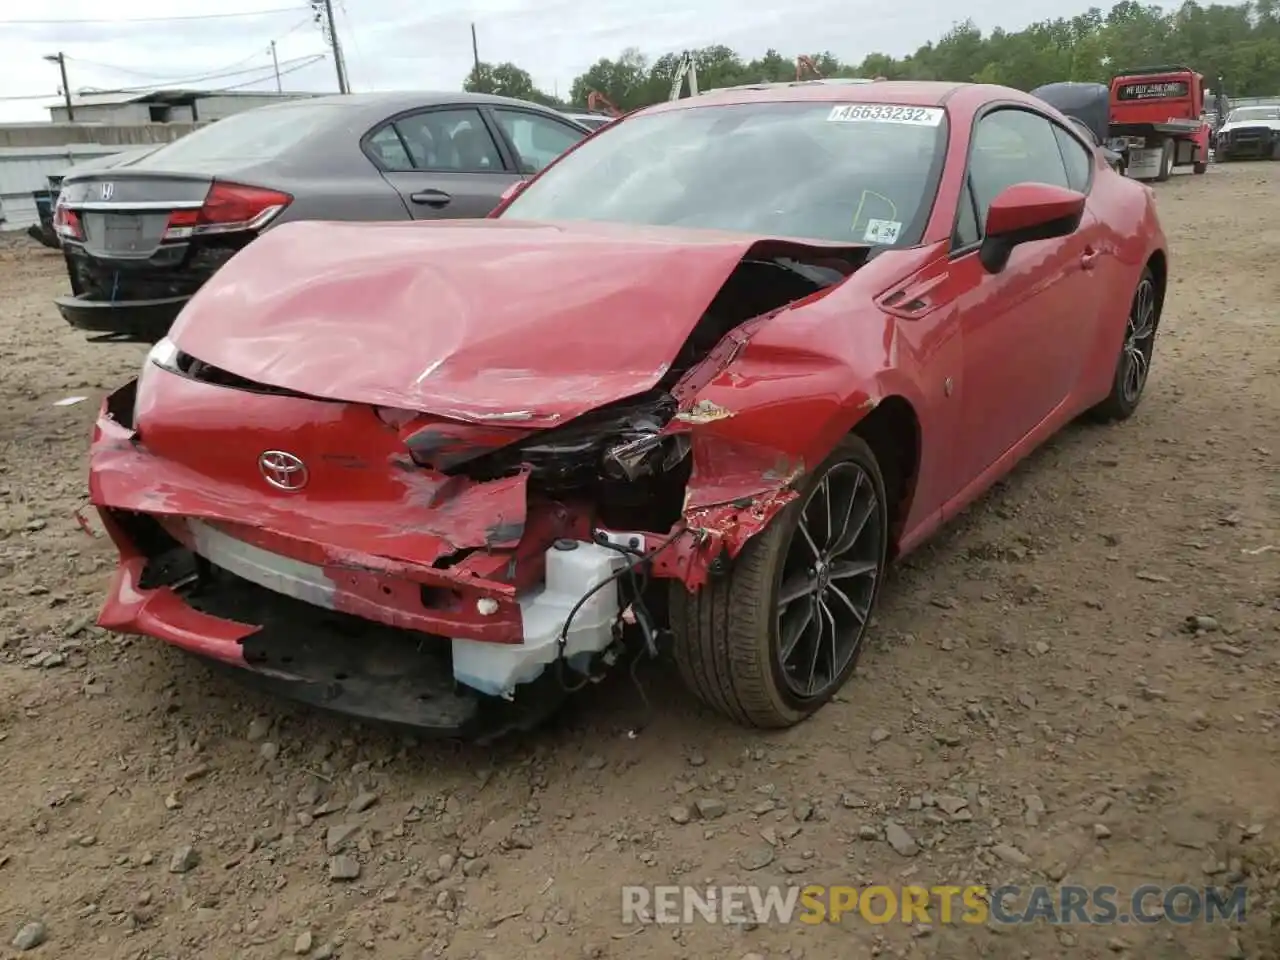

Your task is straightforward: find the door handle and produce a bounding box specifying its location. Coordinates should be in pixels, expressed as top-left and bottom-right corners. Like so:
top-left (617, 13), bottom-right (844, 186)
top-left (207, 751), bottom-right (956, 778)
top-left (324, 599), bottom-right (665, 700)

top-left (410, 189), bottom-right (451, 208)
top-left (1080, 247), bottom-right (1098, 271)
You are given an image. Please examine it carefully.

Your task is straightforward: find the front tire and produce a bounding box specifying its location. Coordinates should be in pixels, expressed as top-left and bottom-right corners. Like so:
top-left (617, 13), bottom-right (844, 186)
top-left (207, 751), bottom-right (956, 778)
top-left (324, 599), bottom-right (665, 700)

top-left (1089, 268), bottom-right (1159, 423)
top-left (670, 436), bottom-right (889, 728)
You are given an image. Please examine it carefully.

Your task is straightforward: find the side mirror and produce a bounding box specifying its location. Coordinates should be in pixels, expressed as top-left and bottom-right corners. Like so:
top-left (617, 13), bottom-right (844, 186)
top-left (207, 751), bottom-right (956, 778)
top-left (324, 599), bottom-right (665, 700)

top-left (979, 182), bottom-right (1087, 273)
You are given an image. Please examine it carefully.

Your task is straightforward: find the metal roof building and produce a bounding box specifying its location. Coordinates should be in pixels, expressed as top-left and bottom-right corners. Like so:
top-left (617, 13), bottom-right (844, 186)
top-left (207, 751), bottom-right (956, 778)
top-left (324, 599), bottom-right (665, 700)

top-left (47, 88), bottom-right (321, 124)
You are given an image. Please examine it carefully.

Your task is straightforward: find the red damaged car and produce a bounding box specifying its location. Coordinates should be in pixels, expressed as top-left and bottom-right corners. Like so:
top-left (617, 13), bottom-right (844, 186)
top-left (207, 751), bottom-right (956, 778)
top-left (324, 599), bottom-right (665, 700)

top-left (88, 80), bottom-right (1168, 737)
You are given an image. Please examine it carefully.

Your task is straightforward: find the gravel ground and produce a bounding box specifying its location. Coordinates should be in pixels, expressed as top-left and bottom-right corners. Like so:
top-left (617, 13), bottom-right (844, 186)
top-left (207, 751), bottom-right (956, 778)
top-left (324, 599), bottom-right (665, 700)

top-left (0, 162), bottom-right (1277, 960)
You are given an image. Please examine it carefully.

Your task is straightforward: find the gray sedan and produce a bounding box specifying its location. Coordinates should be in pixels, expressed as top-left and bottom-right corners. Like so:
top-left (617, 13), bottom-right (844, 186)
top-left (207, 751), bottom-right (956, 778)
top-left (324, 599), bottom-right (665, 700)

top-left (53, 91), bottom-right (590, 342)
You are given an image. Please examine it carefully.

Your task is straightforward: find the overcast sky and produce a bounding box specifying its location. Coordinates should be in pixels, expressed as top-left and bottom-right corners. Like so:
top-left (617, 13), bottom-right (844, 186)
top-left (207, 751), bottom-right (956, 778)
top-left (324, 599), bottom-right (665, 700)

top-left (3, 0), bottom-right (1092, 122)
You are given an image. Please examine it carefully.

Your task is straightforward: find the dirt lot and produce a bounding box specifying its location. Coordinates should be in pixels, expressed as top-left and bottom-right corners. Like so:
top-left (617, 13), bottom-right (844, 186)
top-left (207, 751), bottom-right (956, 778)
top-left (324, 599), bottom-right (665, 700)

top-left (0, 162), bottom-right (1277, 960)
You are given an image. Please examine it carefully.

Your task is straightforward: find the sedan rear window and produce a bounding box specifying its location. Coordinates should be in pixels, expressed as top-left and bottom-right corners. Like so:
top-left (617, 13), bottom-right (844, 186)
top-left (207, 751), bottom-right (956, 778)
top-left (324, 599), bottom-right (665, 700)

top-left (137, 102), bottom-right (342, 166)
top-left (499, 101), bottom-right (949, 246)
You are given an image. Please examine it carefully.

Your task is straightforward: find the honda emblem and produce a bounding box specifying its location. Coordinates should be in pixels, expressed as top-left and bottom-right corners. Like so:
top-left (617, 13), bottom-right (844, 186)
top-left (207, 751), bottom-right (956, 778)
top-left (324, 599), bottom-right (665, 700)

top-left (100, 182), bottom-right (114, 201)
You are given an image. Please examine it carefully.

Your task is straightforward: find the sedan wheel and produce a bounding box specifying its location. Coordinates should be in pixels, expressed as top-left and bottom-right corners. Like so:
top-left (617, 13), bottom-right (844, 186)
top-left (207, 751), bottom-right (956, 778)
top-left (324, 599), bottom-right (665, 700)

top-left (1090, 267), bottom-right (1159, 422)
top-left (671, 435), bottom-right (889, 728)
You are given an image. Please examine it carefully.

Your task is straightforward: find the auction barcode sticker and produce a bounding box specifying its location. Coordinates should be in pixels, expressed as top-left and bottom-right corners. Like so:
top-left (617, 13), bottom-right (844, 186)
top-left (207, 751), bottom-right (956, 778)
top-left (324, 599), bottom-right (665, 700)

top-left (827, 104), bottom-right (945, 126)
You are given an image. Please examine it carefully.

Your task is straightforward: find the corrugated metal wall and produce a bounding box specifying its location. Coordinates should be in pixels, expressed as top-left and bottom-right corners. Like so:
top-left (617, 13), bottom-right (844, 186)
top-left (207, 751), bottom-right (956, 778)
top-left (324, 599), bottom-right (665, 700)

top-left (0, 145), bottom-right (122, 230)
top-left (0, 125), bottom-right (201, 231)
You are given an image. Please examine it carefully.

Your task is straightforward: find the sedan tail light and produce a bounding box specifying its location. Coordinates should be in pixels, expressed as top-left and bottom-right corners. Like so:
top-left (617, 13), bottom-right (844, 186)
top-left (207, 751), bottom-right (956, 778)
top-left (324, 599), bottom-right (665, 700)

top-left (162, 181), bottom-right (292, 241)
top-left (53, 200), bottom-right (84, 241)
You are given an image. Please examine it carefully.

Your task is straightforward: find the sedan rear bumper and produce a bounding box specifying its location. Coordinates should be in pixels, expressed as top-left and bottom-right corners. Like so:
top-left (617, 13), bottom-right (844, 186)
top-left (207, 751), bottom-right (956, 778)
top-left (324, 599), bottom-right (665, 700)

top-left (55, 291), bottom-right (187, 342)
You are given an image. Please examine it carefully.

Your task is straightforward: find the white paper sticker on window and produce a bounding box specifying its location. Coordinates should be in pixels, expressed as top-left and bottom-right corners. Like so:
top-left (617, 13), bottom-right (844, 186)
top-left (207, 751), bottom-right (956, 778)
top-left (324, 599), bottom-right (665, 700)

top-left (863, 218), bottom-right (902, 244)
top-left (828, 104), bottom-right (945, 126)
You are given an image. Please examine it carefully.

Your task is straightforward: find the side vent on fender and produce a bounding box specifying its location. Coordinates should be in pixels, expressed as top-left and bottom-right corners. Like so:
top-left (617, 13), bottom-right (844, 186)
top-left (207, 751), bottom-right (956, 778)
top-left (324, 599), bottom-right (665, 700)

top-left (875, 271), bottom-right (949, 320)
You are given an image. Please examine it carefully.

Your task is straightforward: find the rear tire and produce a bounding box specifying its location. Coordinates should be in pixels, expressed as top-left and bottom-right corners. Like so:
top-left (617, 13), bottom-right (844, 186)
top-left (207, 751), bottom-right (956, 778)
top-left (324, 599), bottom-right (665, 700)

top-left (1089, 267), bottom-right (1159, 423)
top-left (670, 435), bottom-right (889, 728)
top-left (1155, 138), bottom-right (1175, 182)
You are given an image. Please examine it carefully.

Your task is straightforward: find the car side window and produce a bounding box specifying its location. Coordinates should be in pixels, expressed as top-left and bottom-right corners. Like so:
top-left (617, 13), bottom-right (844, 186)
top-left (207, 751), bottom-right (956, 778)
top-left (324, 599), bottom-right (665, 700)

top-left (967, 108), bottom-right (1071, 227)
top-left (491, 109), bottom-right (586, 174)
top-left (953, 177), bottom-right (981, 249)
top-left (378, 108), bottom-right (504, 173)
top-left (367, 125), bottom-right (413, 171)
top-left (1053, 124), bottom-right (1094, 194)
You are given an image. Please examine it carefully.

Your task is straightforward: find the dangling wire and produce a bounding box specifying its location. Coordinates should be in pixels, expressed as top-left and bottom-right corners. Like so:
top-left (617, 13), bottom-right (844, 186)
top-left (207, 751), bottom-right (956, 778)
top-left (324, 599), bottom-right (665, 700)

top-left (553, 529), bottom-right (688, 694)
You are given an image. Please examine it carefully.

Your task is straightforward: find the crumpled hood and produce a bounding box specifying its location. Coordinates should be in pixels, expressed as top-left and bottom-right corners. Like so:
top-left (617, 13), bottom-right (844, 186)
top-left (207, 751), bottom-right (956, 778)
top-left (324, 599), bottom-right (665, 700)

top-left (170, 219), bottom-right (833, 426)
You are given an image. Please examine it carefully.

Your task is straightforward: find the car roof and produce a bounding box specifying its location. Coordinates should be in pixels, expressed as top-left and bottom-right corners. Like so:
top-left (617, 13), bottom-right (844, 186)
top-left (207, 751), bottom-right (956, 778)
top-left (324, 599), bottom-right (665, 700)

top-left (242, 90), bottom-right (567, 124)
top-left (645, 81), bottom-right (1041, 116)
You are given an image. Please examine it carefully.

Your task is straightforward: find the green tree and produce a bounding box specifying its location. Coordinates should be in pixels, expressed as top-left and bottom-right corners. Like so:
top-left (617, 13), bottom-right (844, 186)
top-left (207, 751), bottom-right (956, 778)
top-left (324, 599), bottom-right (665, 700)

top-left (467, 2), bottom-right (1280, 110)
top-left (568, 47), bottom-right (651, 110)
top-left (464, 62), bottom-right (562, 106)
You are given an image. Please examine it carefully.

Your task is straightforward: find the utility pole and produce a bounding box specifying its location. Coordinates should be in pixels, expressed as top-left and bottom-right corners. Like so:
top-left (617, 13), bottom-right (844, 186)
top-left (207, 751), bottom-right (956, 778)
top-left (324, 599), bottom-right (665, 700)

top-left (269, 41), bottom-right (282, 92)
top-left (471, 23), bottom-right (480, 73)
top-left (43, 52), bottom-right (74, 121)
top-left (310, 0), bottom-right (349, 94)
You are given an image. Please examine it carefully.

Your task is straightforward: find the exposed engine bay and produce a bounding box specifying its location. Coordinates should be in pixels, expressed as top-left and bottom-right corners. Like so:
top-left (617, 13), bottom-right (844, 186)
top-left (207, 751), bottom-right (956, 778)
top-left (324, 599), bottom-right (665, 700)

top-left (409, 250), bottom-right (865, 532)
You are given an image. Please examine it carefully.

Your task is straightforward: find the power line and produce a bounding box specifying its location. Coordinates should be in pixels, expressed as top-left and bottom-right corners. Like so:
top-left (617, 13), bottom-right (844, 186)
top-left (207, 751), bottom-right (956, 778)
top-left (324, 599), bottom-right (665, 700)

top-left (1, 7), bottom-right (303, 25)
top-left (211, 54), bottom-right (326, 91)
top-left (81, 54), bottom-right (326, 92)
top-left (64, 17), bottom-right (312, 81)
top-left (0, 54), bottom-right (325, 101)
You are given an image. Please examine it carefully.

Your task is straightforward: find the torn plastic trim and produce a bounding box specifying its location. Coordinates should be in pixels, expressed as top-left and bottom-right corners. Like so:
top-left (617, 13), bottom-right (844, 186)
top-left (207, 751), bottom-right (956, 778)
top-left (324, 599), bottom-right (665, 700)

top-left (608, 431), bottom-right (809, 591)
top-left (426, 391), bottom-right (681, 486)
top-left (99, 505), bottom-right (629, 700)
top-left (637, 488), bottom-right (799, 593)
top-left (172, 517), bottom-right (628, 697)
top-left (643, 275), bottom-right (866, 588)
top-left (673, 398), bottom-right (735, 424)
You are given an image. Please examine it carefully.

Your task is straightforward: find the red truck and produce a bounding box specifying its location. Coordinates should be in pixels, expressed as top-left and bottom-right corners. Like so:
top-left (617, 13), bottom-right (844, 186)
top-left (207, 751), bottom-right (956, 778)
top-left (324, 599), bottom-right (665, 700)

top-left (1106, 65), bottom-right (1211, 181)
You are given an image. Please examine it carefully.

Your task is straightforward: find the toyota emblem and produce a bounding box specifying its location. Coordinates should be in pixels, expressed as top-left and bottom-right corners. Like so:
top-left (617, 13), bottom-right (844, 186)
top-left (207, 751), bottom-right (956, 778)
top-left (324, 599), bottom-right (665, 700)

top-left (258, 450), bottom-right (308, 491)
top-left (100, 182), bottom-right (114, 201)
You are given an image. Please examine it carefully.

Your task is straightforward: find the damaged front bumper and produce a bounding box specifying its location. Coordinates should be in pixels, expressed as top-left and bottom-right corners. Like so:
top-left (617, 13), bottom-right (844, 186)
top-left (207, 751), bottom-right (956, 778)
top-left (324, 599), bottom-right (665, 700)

top-left (87, 357), bottom-right (810, 732)
top-left (89, 384), bottom-right (651, 734)
top-left (95, 506), bottom-right (627, 735)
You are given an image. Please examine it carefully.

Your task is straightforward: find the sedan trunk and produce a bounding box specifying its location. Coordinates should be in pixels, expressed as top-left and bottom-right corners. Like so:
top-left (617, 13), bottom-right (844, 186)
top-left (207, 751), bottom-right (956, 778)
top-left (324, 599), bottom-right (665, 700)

top-left (55, 169), bottom-right (291, 342)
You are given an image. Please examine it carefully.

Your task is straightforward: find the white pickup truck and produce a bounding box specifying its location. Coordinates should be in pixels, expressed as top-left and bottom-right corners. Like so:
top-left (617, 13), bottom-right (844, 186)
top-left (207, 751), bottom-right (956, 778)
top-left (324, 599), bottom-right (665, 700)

top-left (1215, 105), bottom-right (1280, 161)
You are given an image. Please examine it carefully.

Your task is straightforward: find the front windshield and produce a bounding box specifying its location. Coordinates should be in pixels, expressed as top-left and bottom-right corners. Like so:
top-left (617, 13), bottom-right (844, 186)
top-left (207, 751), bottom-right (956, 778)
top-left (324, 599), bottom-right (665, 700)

top-left (500, 101), bottom-right (949, 247)
top-left (1227, 107), bottom-right (1280, 123)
